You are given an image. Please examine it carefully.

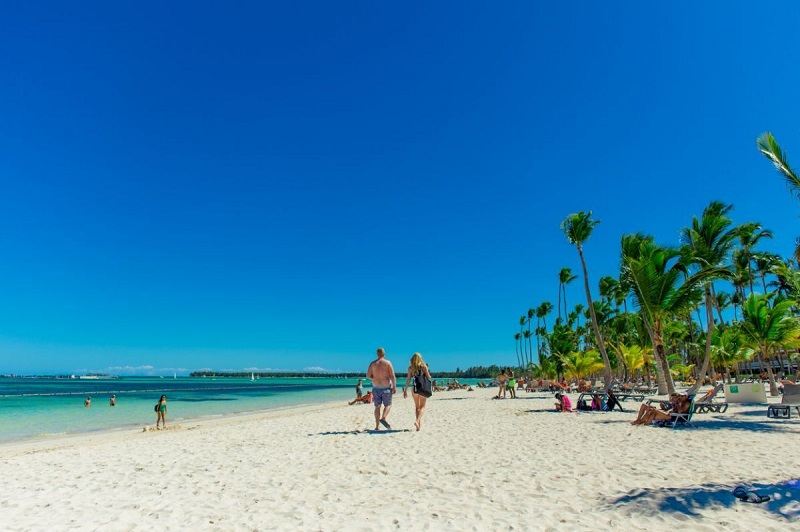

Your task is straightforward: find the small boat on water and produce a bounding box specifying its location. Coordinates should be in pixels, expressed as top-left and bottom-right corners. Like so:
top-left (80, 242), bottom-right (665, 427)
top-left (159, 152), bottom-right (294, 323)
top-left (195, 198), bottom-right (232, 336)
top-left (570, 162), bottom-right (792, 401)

top-left (251, 372), bottom-right (255, 381)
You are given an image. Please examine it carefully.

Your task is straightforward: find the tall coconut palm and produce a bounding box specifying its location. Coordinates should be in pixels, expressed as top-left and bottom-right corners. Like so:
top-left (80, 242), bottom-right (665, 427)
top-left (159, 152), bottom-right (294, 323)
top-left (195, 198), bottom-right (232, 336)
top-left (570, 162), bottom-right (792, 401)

top-left (622, 235), bottom-right (712, 394)
top-left (561, 211), bottom-right (613, 388)
top-left (737, 222), bottom-right (774, 296)
top-left (558, 267), bottom-right (578, 321)
top-left (519, 315), bottom-right (527, 369)
top-left (679, 200), bottom-right (737, 393)
top-left (527, 308), bottom-right (535, 365)
top-left (713, 291), bottom-right (732, 324)
top-left (769, 260), bottom-right (800, 299)
top-left (514, 332), bottom-right (522, 368)
top-left (537, 301), bottom-right (554, 332)
top-left (753, 252), bottom-right (781, 296)
top-left (523, 330), bottom-right (533, 367)
top-left (739, 293), bottom-right (800, 395)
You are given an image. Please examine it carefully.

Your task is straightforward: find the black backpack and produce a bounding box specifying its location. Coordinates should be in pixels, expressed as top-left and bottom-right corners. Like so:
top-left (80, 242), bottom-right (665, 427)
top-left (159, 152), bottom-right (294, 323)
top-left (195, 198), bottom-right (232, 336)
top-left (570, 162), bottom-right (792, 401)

top-left (154, 403), bottom-right (160, 412)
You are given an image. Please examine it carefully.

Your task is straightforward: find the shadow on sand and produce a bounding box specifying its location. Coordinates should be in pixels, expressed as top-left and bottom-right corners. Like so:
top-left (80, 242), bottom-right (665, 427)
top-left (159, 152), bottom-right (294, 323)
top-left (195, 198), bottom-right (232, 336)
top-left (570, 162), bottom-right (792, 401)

top-left (435, 397), bottom-right (471, 401)
top-left (310, 429), bottom-right (410, 436)
top-left (602, 480), bottom-right (800, 521)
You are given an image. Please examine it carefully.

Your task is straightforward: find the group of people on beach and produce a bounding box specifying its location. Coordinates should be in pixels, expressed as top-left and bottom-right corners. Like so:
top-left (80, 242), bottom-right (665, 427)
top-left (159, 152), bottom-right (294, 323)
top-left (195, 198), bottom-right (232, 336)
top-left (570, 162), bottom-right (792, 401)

top-left (350, 347), bottom-right (432, 432)
top-left (83, 394), bottom-right (169, 429)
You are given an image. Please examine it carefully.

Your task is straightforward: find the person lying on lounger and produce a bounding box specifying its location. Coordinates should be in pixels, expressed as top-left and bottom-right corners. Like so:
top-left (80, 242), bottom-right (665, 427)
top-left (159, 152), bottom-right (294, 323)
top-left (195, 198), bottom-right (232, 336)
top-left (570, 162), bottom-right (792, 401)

top-left (348, 391), bottom-right (373, 405)
top-left (630, 394), bottom-right (689, 425)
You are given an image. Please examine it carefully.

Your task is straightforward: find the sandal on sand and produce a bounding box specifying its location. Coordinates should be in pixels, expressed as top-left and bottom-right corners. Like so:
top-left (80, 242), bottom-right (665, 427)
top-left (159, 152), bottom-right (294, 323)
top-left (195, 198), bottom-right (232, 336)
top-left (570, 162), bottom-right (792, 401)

top-left (380, 419), bottom-right (391, 429)
top-left (733, 486), bottom-right (770, 503)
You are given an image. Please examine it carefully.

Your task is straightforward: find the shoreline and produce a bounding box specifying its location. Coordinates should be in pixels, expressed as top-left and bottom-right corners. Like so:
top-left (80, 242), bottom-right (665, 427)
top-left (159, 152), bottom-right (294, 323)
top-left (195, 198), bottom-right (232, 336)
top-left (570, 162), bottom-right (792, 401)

top-left (0, 397), bottom-right (346, 450)
top-left (2, 387), bottom-right (798, 530)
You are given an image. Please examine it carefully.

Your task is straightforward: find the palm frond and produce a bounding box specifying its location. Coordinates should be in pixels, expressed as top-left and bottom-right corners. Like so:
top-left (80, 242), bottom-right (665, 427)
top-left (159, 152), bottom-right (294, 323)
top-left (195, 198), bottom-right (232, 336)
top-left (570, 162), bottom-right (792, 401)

top-left (757, 132), bottom-right (800, 199)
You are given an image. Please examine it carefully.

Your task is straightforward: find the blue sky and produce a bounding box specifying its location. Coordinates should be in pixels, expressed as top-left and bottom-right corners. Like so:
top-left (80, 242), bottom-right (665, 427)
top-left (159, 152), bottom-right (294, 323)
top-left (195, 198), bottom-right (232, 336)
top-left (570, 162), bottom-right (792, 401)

top-left (2, 2), bottom-right (800, 375)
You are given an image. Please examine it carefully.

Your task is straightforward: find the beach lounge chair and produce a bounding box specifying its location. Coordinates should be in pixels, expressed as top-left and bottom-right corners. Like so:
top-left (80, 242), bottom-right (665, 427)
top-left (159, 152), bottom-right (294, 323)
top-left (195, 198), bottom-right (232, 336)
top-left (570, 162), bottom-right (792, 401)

top-left (767, 383), bottom-right (800, 419)
top-left (693, 384), bottom-right (728, 414)
top-left (660, 396), bottom-right (695, 428)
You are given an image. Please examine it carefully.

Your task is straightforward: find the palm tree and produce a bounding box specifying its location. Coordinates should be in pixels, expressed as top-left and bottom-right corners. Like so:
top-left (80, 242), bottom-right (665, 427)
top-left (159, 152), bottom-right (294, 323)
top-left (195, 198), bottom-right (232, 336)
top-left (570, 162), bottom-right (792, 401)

top-left (737, 222), bottom-right (774, 296)
top-left (527, 308), bottom-right (535, 366)
top-left (537, 301), bottom-right (554, 332)
top-left (558, 267), bottom-right (578, 321)
top-left (561, 350), bottom-right (605, 381)
top-left (769, 260), bottom-right (800, 299)
top-left (616, 344), bottom-right (646, 382)
top-left (519, 315), bottom-right (527, 369)
top-left (561, 211), bottom-right (613, 388)
top-left (739, 293), bottom-right (800, 395)
top-left (523, 330), bottom-right (533, 367)
top-left (679, 200), bottom-right (737, 393)
top-left (598, 276), bottom-right (619, 306)
top-left (711, 326), bottom-right (752, 383)
top-left (531, 355), bottom-right (557, 380)
top-left (622, 235), bottom-right (712, 394)
top-left (752, 252), bottom-right (781, 296)
top-left (514, 333), bottom-right (522, 369)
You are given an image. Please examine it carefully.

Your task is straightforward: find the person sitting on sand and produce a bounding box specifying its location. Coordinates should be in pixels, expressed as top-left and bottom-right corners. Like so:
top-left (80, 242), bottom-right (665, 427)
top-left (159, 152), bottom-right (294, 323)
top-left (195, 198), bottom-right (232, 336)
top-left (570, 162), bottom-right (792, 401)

top-left (349, 391), bottom-right (373, 405)
top-left (554, 392), bottom-right (572, 412)
top-left (591, 393), bottom-right (602, 411)
top-left (631, 394), bottom-right (689, 426)
top-left (558, 378), bottom-right (570, 391)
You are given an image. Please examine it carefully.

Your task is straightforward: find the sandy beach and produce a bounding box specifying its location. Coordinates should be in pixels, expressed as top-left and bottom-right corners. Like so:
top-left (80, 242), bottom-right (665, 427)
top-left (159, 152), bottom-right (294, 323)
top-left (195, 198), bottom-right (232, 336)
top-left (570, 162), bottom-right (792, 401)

top-left (0, 387), bottom-right (798, 531)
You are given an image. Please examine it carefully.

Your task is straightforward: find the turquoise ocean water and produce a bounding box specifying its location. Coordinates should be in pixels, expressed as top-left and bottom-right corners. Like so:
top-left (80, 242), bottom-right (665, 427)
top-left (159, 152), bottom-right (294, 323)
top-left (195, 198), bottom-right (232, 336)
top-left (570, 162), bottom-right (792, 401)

top-left (0, 376), bottom-right (361, 443)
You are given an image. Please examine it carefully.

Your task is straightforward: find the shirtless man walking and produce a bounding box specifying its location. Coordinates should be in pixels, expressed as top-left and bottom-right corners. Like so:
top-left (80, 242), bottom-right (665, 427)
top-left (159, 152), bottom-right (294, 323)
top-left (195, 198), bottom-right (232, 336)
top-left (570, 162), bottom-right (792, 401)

top-left (367, 347), bottom-right (397, 430)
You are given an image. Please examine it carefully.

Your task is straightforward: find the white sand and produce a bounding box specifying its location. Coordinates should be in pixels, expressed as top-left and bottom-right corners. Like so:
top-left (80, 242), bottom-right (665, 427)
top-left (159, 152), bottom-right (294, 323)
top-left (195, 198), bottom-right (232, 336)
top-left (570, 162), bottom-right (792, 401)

top-left (0, 388), bottom-right (798, 531)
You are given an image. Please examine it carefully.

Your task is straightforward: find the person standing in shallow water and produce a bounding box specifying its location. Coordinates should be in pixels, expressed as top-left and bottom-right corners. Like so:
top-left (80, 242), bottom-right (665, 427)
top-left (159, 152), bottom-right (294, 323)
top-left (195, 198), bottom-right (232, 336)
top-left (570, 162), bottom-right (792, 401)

top-left (367, 347), bottom-right (397, 430)
top-left (355, 379), bottom-right (363, 400)
top-left (403, 352), bottom-right (431, 431)
top-left (109, 395), bottom-right (116, 406)
top-left (156, 395), bottom-right (167, 429)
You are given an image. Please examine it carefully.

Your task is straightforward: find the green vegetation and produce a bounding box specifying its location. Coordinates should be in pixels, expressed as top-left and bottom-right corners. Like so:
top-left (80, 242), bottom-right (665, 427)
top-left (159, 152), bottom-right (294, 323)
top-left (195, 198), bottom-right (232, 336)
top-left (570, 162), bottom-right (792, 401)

top-left (512, 133), bottom-right (800, 396)
top-left (191, 366), bottom-right (502, 380)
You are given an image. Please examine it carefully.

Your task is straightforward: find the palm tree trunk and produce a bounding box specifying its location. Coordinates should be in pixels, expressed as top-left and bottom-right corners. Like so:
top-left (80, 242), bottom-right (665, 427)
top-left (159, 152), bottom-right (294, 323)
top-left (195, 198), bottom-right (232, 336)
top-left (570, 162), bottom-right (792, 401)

top-left (763, 347), bottom-right (779, 396)
top-left (577, 246), bottom-right (613, 389)
top-left (641, 315), bottom-right (673, 394)
top-left (710, 285), bottom-right (725, 325)
top-left (558, 284), bottom-right (562, 321)
top-left (690, 288), bottom-right (716, 394)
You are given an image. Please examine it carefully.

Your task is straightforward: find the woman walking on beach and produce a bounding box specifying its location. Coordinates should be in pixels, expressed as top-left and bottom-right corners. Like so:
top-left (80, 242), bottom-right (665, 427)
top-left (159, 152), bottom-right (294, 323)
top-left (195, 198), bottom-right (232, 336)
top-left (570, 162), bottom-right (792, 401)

top-left (156, 395), bottom-right (167, 429)
top-left (403, 353), bottom-right (431, 431)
